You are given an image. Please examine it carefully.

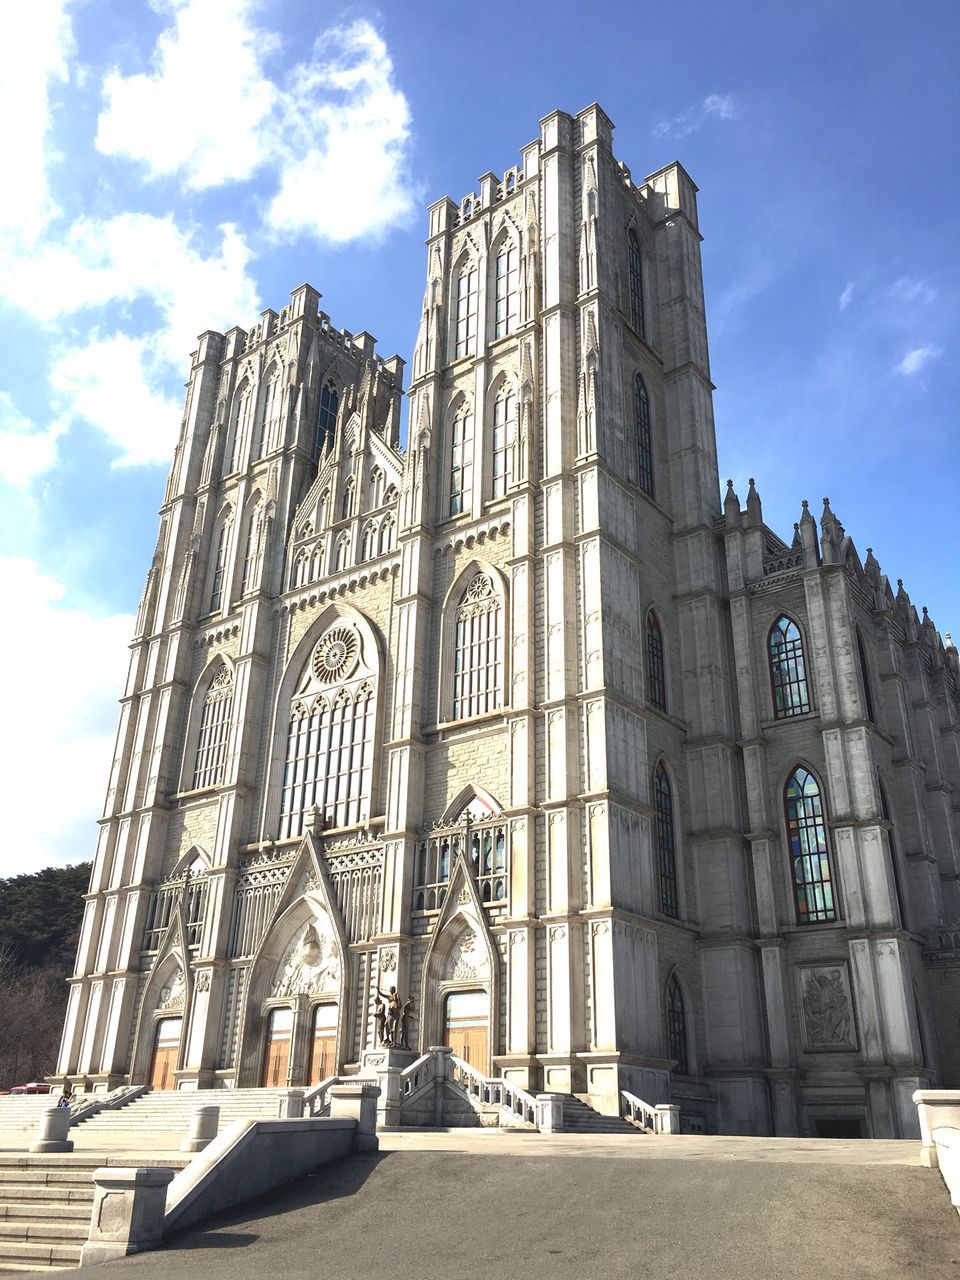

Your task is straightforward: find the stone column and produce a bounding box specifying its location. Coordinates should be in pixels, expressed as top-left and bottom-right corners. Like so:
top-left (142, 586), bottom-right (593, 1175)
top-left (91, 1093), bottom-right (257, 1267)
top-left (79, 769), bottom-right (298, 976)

top-left (81, 1167), bottom-right (175, 1266)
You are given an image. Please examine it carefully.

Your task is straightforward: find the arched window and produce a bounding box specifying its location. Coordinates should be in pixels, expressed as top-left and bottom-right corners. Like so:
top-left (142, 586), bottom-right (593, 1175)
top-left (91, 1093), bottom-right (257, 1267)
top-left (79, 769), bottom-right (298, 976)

top-left (769, 616), bottom-right (811, 718)
top-left (314, 380), bottom-right (339, 462)
top-left (654, 762), bottom-right (679, 918)
top-left (209, 522), bottom-right (229, 612)
top-left (494, 241), bottom-right (519, 338)
top-left (278, 623), bottom-right (376, 837)
top-left (369, 466), bottom-right (385, 509)
top-left (449, 403), bottom-right (474, 516)
top-left (335, 535), bottom-right (351, 572)
top-left (646, 611), bottom-right (666, 712)
top-left (318, 490), bottom-right (330, 529)
top-left (378, 517), bottom-right (394, 556)
top-left (256, 366), bottom-right (282, 457)
top-left (635, 375), bottom-right (653, 497)
top-left (341, 478), bottom-right (355, 522)
top-left (785, 767), bottom-right (837, 924)
top-left (192, 666), bottom-right (233, 789)
top-left (453, 572), bottom-right (503, 720)
top-left (360, 523), bottom-right (375, 562)
top-left (628, 232), bottom-right (645, 338)
top-left (294, 550), bottom-right (310, 588)
top-left (665, 973), bottom-right (688, 1075)
top-left (228, 380), bottom-right (253, 473)
top-left (455, 262), bottom-right (478, 360)
top-left (239, 506), bottom-right (261, 595)
top-left (492, 387), bottom-right (514, 499)
top-left (856, 627), bottom-right (876, 723)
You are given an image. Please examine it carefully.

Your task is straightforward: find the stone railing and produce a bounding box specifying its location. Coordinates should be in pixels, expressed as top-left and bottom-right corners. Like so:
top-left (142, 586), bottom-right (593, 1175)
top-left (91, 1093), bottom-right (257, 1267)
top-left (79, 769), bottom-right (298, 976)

top-left (450, 1054), bottom-right (538, 1127)
top-left (302, 1075), bottom-right (344, 1118)
top-left (399, 1053), bottom-right (435, 1101)
top-left (620, 1090), bottom-right (681, 1134)
top-left (68, 1084), bottom-right (149, 1126)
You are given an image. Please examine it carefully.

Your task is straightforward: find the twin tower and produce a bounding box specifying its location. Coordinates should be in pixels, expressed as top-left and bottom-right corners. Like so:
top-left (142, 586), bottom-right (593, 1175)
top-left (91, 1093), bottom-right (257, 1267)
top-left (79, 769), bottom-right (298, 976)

top-left (57, 106), bottom-right (960, 1138)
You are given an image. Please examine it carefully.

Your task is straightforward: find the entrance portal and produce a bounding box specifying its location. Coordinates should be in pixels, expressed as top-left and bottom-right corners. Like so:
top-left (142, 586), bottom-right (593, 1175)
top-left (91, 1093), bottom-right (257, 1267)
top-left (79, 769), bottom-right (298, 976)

top-left (443, 990), bottom-right (488, 1070)
top-left (262, 1007), bottom-right (293, 1087)
top-left (149, 1017), bottom-right (182, 1091)
top-left (309, 1003), bottom-right (338, 1084)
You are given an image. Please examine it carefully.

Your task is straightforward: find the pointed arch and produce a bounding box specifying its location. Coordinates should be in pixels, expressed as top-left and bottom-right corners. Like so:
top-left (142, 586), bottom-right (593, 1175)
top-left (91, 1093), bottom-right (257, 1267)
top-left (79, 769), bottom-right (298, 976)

top-left (653, 759), bottom-right (679, 918)
top-left (447, 392), bottom-right (474, 517)
top-left (368, 465), bottom-right (385, 510)
top-left (769, 614), bottom-right (811, 718)
top-left (378, 515), bottom-right (395, 556)
top-left (628, 229), bottom-right (646, 338)
top-left (491, 225), bottom-right (520, 340)
top-left (207, 508), bottom-right (233, 613)
top-left (266, 605), bottom-right (384, 840)
top-left (441, 784), bottom-right (503, 825)
top-left (334, 533), bottom-right (351, 572)
top-left (452, 248), bottom-right (479, 360)
top-left (664, 969), bottom-right (691, 1075)
top-left (185, 657), bottom-right (235, 792)
top-left (360, 521), bottom-right (376, 562)
top-left (441, 561), bottom-right (507, 722)
top-left (226, 377), bottom-right (253, 474)
top-left (256, 360), bottom-right (283, 458)
top-left (237, 489), bottom-right (264, 597)
top-left (314, 378), bottom-right (340, 462)
top-left (489, 373), bottom-right (516, 500)
top-left (784, 764), bottom-right (837, 924)
top-left (340, 476), bottom-right (355, 521)
top-left (646, 608), bottom-right (666, 712)
top-left (635, 374), bottom-right (653, 497)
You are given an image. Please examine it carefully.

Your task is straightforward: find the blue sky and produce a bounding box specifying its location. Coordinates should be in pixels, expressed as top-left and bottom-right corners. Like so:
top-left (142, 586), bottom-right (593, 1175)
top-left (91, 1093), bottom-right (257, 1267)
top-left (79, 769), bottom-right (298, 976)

top-left (2, 0), bottom-right (957, 874)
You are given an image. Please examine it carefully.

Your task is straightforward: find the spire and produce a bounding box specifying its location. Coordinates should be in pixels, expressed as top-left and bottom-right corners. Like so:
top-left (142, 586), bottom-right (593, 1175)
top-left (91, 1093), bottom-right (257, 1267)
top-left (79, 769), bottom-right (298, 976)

top-left (723, 479), bottom-right (740, 528)
top-left (864, 546), bottom-right (881, 588)
top-left (799, 499), bottom-right (819, 566)
top-left (820, 497), bottom-right (839, 563)
top-left (745, 477), bottom-right (762, 525)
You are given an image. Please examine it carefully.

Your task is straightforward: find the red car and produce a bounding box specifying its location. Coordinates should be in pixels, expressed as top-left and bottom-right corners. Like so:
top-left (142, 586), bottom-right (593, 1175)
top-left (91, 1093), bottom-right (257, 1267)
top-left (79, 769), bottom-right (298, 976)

top-left (8, 1083), bottom-right (52, 1095)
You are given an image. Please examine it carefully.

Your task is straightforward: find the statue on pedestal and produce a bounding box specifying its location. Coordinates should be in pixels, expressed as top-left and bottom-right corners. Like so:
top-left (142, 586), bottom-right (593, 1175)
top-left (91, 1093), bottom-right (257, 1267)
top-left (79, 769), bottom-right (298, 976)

top-left (374, 986), bottom-right (414, 1048)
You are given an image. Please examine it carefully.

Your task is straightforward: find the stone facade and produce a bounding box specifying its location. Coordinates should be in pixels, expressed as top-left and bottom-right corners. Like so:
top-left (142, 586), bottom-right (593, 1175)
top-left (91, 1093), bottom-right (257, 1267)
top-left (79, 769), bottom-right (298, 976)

top-left (57, 104), bottom-right (960, 1139)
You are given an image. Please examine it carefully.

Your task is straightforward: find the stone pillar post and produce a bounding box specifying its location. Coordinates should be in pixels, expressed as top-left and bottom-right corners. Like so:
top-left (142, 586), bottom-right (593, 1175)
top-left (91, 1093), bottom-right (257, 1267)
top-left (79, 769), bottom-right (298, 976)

top-left (655, 1104), bottom-right (681, 1134)
top-left (180, 1105), bottom-right (218, 1152)
top-left (279, 1089), bottom-right (305, 1118)
top-left (328, 1083), bottom-right (381, 1152)
top-left (30, 1107), bottom-right (73, 1153)
top-left (536, 1093), bottom-right (564, 1132)
top-left (81, 1166), bottom-right (175, 1266)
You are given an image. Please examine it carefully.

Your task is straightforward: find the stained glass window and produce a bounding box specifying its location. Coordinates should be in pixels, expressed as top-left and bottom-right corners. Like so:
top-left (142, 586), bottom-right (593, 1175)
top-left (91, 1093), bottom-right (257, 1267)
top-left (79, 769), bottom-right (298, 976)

top-left (494, 243), bottom-right (519, 338)
top-left (629, 232), bottom-right (645, 338)
top-left (453, 572), bottom-right (502, 720)
top-left (666, 974), bottom-right (688, 1075)
top-left (192, 666), bottom-right (233, 789)
top-left (785, 767), bottom-right (836, 924)
top-left (455, 264), bottom-right (478, 359)
top-left (654, 762), bottom-right (679, 918)
top-left (492, 389), bottom-right (514, 499)
top-left (229, 380), bottom-right (253, 473)
top-left (314, 380), bottom-right (338, 462)
top-left (209, 523), bottom-right (228, 613)
top-left (647, 612), bottom-right (666, 712)
top-left (449, 405), bottom-right (473, 516)
top-left (636, 375), bottom-right (653, 497)
top-left (769, 616), bottom-right (810, 718)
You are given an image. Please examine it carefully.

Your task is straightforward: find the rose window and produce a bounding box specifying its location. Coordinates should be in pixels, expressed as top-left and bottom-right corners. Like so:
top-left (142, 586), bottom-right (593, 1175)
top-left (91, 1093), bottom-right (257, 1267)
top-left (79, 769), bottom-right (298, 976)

top-left (312, 626), bottom-right (359, 683)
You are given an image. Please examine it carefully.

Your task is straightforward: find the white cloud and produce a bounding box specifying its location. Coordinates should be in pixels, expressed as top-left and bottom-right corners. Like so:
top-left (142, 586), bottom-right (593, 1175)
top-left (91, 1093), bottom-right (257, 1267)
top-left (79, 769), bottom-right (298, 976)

top-left (0, 393), bottom-right (65, 487)
top-left (0, 556), bottom-right (134, 873)
top-left (838, 282), bottom-right (856, 311)
top-left (653, 93), bottom-right (737, 140)
top-left (889, 275), bottom-right (936, 306)
top-left (0, 0), bottom-right (73, 244)
top-left (50, 335), bottom-right (183, 467)
top-left (97, 0), bottom-right (277, 190)
top-left (895, 345), bottom-right (942, 377)
top-left (95, 7), bottom-right (416, 244)
top-left (265, 22), bottom-right (416, 243)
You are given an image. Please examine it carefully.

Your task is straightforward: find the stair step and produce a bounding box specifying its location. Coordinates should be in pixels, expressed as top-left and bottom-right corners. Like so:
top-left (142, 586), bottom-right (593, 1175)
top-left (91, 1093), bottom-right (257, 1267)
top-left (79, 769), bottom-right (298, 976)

top-left (0, 1222), bottom-right (88, 1243)
top-left (0, 1202), bottom-right (90, 1221)
top-left (0, 1242), bottom-right (82, 1266)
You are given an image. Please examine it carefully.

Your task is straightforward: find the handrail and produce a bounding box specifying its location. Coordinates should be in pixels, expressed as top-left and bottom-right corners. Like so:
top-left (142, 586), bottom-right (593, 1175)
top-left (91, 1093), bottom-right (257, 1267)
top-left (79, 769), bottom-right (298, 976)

top-left (399, 1053), bottom-right (434, 1099)
top-left (68, 1083), bottom-right (148, 1126)
top-left (620, 1090), bottom-right (680, 1134)
top-left (450, 1054), bottom-right (538, 1126)
top-left (302, 1075), bottom-right (341, 1117)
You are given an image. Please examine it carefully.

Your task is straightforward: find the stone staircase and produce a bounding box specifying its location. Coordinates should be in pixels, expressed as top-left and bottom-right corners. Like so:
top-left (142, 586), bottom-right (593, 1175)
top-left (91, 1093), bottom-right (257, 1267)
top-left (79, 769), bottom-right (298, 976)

top-left (86, 1087), bottom-right (295, 1135)
top-left (0, 1156), bottom-right (186, 1272)
top-left (559, 1094), bottom-right (648, 1134)
top-left (0, 1098), bottom-right (62, 1136)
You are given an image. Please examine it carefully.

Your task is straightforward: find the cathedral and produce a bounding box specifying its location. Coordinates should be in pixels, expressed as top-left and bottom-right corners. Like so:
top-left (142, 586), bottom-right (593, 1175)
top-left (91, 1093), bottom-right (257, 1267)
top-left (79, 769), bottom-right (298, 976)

top-left (56, 104), bottom-right (960, 1140)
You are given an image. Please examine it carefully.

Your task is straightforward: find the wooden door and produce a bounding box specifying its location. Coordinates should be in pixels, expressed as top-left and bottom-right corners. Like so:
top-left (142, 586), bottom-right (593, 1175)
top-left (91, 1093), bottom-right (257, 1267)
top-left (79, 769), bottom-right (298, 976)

top-left (309, 1004), bottom-right (338, 1084)
top-left (150, 1018), bottom-right (182, 1091)
top-left (443, 990), bottom-right (489, 1071)
top-left (262, 1007), bottom-right (293, 1088)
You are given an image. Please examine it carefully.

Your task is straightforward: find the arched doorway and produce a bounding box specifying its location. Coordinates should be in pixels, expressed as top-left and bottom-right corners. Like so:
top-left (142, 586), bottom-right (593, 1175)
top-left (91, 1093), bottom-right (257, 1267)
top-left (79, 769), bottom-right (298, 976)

top-left (443, 990), bottom-right (489, 1069)
top-left (261, 1007), bottom-right (293, 1087)
top-left (309, 1003), bottom-right (338, 1083)
top-left (149, 1017), bottom-right (182, 1091)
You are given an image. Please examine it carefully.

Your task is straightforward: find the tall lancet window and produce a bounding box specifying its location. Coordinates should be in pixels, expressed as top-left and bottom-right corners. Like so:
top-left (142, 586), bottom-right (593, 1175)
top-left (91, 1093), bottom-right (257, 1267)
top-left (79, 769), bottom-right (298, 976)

top-left (769, 616), bottom-right (810, 718)
top-left (239, 507), bottom-right (261, 595)
top-left (229, 380), bottom-right (253, 472)
top-left (636, 375), bottom-right (653, 497)
top-left (491, 387), bottom-right (515, 499)
top-left (494, 242), bottom-right (519, 338)
top-left (665, 974), bottom-right (689, 1075)
top-left (654, 762), bottom-right (679, 918)
top-left (646, 611), bottom-right (666, 711)
top-left (313, 380), bottom-right (339, 462)
top-left (453, 572), bottom-right (503, 720)
top-left (278, 623), bottom-right (377, 838)
top-left (628, 231), bottom-right (645, 339)
top-left (209, 522), bottom-right (229, 613)
top-left (455, 262), bottom-right (478, 359)
top-left (192, 666), bottom-right (234, 789)
top-left (449, 404), bottom-right (474, 516)
top-left (785, 766), bottom-right (837, 924)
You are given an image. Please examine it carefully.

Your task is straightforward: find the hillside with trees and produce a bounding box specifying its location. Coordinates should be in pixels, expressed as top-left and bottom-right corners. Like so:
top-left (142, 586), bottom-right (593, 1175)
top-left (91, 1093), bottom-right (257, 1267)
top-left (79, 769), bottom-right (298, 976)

top-left (0, 863), bottom-right (90, 1089)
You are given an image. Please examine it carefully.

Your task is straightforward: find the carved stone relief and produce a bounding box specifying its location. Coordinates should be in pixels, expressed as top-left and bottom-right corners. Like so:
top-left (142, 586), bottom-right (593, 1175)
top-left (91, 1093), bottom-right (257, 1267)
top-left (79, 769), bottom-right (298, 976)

top-left (797, 964), bottom-right (857, 1051)
top-left (273, 917), bottom-right (341, 997)
top-left (158, 968), bottom-right (185, 1011)
top-left (449, 928), bottom-right (489, 982)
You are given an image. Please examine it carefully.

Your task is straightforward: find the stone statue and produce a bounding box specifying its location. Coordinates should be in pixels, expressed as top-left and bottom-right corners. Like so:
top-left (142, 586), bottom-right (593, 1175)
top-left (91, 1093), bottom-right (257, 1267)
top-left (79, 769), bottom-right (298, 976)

top-left (373, 997), bottom-right (387, 1045)
top-left (803, 968), bottom-right (851, 1046)
top-left (376, 985), bottom-right (408, 1046)
top-left (274, 922), bottom-right (340, 998)
top-left (398, 996), bottom-right (415, 1049)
